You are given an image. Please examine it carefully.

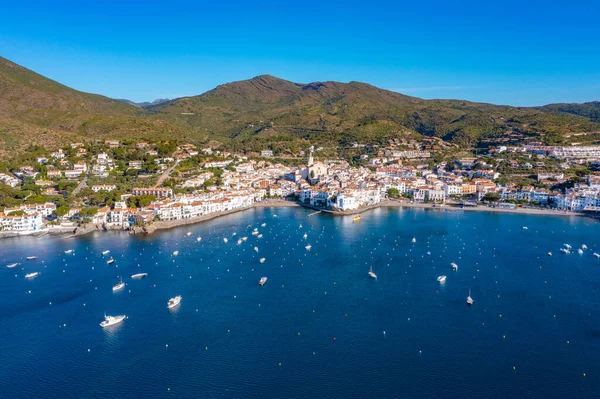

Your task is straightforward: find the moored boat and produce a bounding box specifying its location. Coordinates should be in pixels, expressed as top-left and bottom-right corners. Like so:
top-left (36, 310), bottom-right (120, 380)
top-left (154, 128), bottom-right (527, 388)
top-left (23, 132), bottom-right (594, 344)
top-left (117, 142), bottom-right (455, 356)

top-left (451, 262), bottom-right (458, 271)
top-left (64, 250), bottom-right (74, 254)
top-left (467, 289), bottom-right (474, 305)
top-left (437, 275), bottom-right (447, 283)
top-left (131, 273), bottom-right (148, 279)
top-left (353, 215), bottom-right (361, 223)
top-left (100, 314), bottom-right (126, 328)
top-left (25, 272), bottom-right (39, 279)
top-left (168, 295), bottom-right (182, 309)
top-left (112, 278), bottom-right (125, 292)
top-left (368, 266), bottom-right (377, 279)
top-left (172, 251), bottom-right (179, 256)
top-left (305, 244), bottom-right (312, 251)
top-left (7, 263), bottom-right (19, 268)
top-left (102, 250), bottom-right (110, 256)
top-left (26, 256), bottom-right (38, 260)
top-left (107, 258), bottom-right (115, 264)
top-left (259, 276), bottom-right (268, 286)
top-left (260, 258), bottom-right (266, 263)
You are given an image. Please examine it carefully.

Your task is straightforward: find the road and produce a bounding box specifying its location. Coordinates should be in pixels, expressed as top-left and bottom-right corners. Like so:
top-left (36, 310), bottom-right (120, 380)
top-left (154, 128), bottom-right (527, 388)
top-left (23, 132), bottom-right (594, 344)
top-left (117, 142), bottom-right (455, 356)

top-left (154, 160), bottom-right (179, 188)
top-left (72, 170), bottom-right (89, 195)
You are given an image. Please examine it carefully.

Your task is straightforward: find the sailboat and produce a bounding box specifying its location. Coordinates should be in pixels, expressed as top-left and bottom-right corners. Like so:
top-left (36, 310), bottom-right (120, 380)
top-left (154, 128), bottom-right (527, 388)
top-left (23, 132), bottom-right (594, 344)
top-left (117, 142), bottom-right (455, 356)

top-left (368, 266), bottom-right (377, 279)
top-left (112, 277), bottom-right (125, 292)
top-left (466, 289), bottom-right (474, 305)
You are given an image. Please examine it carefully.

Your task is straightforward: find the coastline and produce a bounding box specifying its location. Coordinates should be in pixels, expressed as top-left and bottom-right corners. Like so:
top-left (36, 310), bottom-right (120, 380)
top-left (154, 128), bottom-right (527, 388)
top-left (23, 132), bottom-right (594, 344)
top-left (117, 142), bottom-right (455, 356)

top-left (1, 199), bottom-right (591, 241)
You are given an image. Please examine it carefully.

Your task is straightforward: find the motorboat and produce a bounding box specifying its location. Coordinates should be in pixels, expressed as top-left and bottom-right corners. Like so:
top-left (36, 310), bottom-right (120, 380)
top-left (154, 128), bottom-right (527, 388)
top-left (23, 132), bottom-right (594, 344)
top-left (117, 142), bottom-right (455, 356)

top-left (303, 233), bottom-right (308, 239)
top-left (305, 245), bottom-right (312, 251)
top-left (254, 246), bottom-right (259, 253)
top-left (112, 278), bottom-right (125, 292)
top-left (168, 295), bottom-right (182, 309)
top-left (100, 314), bottom-right (126, 328)
top-left (26, 256), bottom-right (38, 260)
top-left (582, 244), bottom-right (588, 250)
top-left (564, 244), bottom-right (572, 249)
top-left (196, 237), bottom-right (202, 242)
top-left (578, 249), bottom-right (584, 255)
top-left (25, 272), bottom-right (39, 279)
top-left (353, 215), bottom-right (361, 223)
top-left (260, 258), bottom-right (266, 263)
top-left (451, 262), bottom-right (458, 271)
top-left (259, 276), bottom-right (268, 286)
top-left (437, 275), bottom-right (447, 283)
top-left (593, 253), bottom-right (600, 258)
top-left (523, 226), bottom-right (528, 230)
top-left (257, 234), bottom-right (263, 239)
top-left (102, 250), bottom-right (110, 256)
top-left (548, 252), bottom-right (552, 256)
top-left (7, 263), bottom-right (19, 268)
top-left (186, 232), bottom-right (192, 237)
top-left (467, 289), bottom-right (474, 305)
top-left (223, 238), bottom-right (228, 243)
top-left (172, 251), bottom-right (179, 256)
top-left (368, 266), bottom-right (377, 279)
top-left (237, 238), bottom-right (243, 245)
top-left (411, 237), bottom-right (416, 243)
top-left (107, 258), bottom-right (115, 264)
top-left (560, 248), bottom-right (570, 255)
top-left (261, 223), bottom-right (266, 227)
top-left (64, 250), bottom-right (74, 254)
top-left (131, 273), bottom-right (148, 279)
top-left (241, 237), bottom-right (248, 242)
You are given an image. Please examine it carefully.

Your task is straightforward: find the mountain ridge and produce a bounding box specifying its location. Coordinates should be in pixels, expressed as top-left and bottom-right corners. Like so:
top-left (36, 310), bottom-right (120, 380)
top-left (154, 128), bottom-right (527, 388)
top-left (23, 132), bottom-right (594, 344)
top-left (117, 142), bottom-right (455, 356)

top-left (1, 56), bottom-right (599, 157)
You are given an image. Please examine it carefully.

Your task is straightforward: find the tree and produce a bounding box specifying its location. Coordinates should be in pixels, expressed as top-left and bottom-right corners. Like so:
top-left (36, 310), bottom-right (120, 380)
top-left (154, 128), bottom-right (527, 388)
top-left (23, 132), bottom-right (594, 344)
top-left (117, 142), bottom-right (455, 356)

top-left (79, 207), bottom-right (98, 218)
top-left (482, 192), bottom-right (501, 202)
top-left (55, 206), bottom-right (70, 217)
top-left (387, 188), bottom-right (400, 198)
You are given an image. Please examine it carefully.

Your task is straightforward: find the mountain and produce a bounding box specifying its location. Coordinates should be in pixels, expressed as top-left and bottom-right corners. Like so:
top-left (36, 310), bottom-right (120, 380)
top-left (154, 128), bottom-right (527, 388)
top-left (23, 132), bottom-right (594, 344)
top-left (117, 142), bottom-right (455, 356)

top-left (117, 98), bottom-right (170, 108)
top-left (148, 75), bottom-right (600, 150)
top-left (540, 102), bottom-right (600, 123)
top-left (0, 56), bottom-right (188, 156)
top-left (1, 56), bottom-right (599, 158)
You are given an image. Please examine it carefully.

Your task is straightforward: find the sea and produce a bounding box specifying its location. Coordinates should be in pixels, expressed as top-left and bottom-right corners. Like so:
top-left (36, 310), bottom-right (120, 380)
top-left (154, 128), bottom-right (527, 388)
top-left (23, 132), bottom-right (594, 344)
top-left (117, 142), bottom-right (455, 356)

top-left (1, 206), bottom-right (600, 398)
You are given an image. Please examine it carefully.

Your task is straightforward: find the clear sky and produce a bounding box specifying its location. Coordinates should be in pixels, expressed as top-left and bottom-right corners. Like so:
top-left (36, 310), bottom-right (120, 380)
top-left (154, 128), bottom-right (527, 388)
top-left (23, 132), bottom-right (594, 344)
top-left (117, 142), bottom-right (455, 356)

top-left (1, 0), bottom-right (599, 106)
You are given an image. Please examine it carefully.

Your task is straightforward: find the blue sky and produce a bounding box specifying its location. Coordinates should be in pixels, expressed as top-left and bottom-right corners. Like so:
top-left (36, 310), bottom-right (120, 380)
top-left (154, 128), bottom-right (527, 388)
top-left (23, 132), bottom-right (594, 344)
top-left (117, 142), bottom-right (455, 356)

top-left (1, 0), bottom-right (599, 105)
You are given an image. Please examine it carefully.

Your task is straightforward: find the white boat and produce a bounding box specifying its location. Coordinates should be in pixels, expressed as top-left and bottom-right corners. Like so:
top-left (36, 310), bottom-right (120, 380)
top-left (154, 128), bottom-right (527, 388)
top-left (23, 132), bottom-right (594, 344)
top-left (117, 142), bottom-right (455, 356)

top-left (582, 244), bottom-right (588, 250)
top-left (131, 273), bottom-right (148, 279)
top-left (172, 251), bottom-right (179, 256)
top-left (7, 263), bottom-right (19, 268)
top-left (196, 237), bottom-right (202, 242)
top-left (257, 234), bottom-right (263, 239)
top-left (107, 258), bottom-right (115, 264)
top-left (426, 251), bottom-right (431, 256)
top-left (548, 252), bottom-right (552, 256)
top-left (102, 250), bottom-right (110, 256)
top-left (305, 244), bottom-right (312, 251)
top-left (260, 258), bottom-right (266, 263)
top-left (223, 238), bottom-right (228, 243)
top-left (368, 266), bottom-right (377, 279)
top-left (411, 237), bottom-right (416, 243)
top-left (168, 295), bottom-right (182, 309)
top-left (237, 238), bottom-right (243, 245)
top-left (254, 246), bottom-right (259, 253)
top-left (261, 223), bottom-right (266, 227)
top-left (100, 314), bottom-right (126, 328)
top-left (303, 233), bottom-right (308, 239)
top-left (186, 232), bottom-right (192, 237)
top-left (437, 275), bottom-right (447, 283)
top-left (593, 253), bottom-right (600, 258)
top-left (564, 244), bottom-right (572, 249)
top-left (578, 249), bottom-right (584, 255)
top-left (252, 230), bottom-right (259, 236)
top-left (232, 232), bottom-right (237, 236)
top-left (64, 250), bottom-right (74, 254)
top-left (241, 237), bottom-right (248, 242)
top-left (25, 272), bottom-right (39, 279)
top-left (523, 226), bottom-right (528, 230)
top-left (560, 248), bottom-right (570, 255)
top-left (259, 276), bottom-right (268, 286)
top-left (112, 278), bottom-right (125, 292)
top-left (26, 256), bottom-right (38, 260)
top-left (451, 262), bottom-right (458, 271)
top-left (467, 289), bottom-right (474, 305)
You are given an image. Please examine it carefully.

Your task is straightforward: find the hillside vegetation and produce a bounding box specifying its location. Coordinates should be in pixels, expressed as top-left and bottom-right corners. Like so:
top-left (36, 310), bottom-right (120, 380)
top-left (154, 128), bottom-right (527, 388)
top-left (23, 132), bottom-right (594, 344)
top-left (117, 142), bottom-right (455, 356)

top-left (1, 56), bottom-right (599, 157)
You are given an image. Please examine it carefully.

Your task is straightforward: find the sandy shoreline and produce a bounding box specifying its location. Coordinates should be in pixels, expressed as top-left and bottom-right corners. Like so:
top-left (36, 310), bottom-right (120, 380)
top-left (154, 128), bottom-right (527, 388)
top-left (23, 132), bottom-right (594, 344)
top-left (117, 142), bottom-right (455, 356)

top-left (2, 199), bottom-right (593, 241)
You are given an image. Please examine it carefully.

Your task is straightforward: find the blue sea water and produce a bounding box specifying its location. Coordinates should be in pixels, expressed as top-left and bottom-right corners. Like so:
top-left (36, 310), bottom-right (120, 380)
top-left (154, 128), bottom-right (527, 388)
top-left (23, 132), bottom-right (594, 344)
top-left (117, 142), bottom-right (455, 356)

top-left (1, 207), bottom-right (600, 398)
